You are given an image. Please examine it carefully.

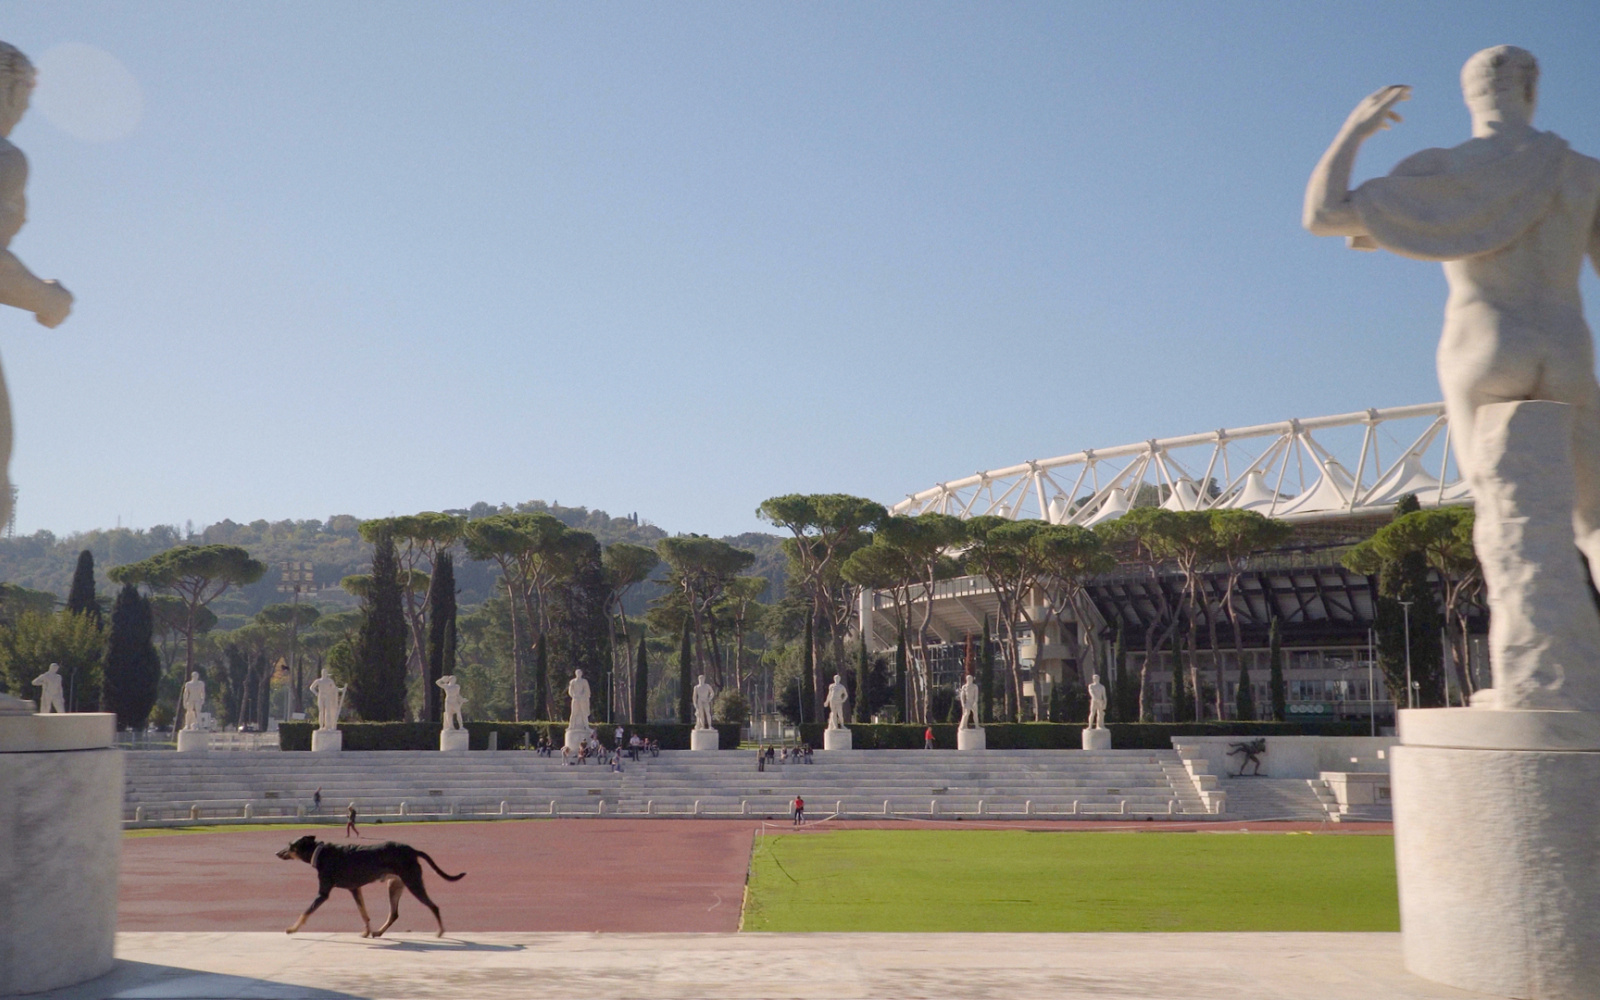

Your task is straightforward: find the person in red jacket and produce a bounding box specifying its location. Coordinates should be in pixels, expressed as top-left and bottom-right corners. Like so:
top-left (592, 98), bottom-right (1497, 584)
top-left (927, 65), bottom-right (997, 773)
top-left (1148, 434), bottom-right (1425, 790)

top-left (923, 726), bottom-right (934, 750)
top-left (792, 795), bottom-right (805, 826)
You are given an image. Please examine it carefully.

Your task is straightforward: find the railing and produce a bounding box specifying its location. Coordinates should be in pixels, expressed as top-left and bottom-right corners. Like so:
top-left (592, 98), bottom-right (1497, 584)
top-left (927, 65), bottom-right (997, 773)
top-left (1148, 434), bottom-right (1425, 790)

top-left (115, 730), bottom-right (282, 751)
top-left (123, 794), bottom-right (1204, 827)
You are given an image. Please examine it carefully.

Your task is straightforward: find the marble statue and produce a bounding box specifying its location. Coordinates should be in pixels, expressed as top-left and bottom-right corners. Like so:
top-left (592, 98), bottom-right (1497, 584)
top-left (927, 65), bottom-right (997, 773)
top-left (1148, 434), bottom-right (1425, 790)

top-left (1305, 45), bottom-right (1600, 711)
top-left (957, 674), bottom-right (980, 729)
top-left (1086, 673), bottom-right (1107, 730)
top-left (823, 673), bottom-right (849, 730)
top-left (31, 662), bottom-right (64, 714)
top-left (0, 42), bottom-right (73, 534)
top-left (307, 668), bottom-right (345, 731)
top-left (180, 672), bottom-right (206, 731)
top-left (567, 669), bottom-right (590, 735)
top-left (436, 674), bottom-right (465, 730)
top-left (692, 673), bottom-right (715, 730)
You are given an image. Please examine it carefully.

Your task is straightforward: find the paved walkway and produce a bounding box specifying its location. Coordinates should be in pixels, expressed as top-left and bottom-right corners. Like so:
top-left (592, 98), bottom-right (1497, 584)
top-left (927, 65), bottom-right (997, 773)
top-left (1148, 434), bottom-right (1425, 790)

top-left (39, 932), bottom-right (1494, 999)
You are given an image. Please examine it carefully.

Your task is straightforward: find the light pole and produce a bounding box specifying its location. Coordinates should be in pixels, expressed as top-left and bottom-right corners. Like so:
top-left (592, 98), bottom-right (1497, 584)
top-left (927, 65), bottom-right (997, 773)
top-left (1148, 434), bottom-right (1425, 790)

top-left (1399, 599), bottom-right (1415, 709)
top-left (1367, 627), bottom-right (1377, 737)
top-left (277, 561), bottom-right (315, 717)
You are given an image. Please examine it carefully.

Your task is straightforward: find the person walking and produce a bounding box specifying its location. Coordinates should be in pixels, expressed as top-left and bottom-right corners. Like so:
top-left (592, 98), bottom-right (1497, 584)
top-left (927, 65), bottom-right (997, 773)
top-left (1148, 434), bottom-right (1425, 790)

top-left (312, 787), bottom-right (322, 813)
top-left (923, 726), bottom-right (934, 750)
top-left (792, 795), bottom-right (805, 826)
top-left (344, 802), bottom-right (359, 838)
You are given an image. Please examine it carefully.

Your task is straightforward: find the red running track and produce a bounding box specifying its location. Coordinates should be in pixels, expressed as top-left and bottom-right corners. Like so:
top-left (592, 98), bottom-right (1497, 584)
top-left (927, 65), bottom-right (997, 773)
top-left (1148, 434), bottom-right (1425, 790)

top-left (119, 819), bottom-right (756, 934)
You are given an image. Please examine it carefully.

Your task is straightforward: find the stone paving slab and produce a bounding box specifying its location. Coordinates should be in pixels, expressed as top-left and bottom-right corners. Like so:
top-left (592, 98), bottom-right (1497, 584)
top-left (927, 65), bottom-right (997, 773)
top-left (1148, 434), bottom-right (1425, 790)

top-left (30, 932), bottom-right (1498, 999)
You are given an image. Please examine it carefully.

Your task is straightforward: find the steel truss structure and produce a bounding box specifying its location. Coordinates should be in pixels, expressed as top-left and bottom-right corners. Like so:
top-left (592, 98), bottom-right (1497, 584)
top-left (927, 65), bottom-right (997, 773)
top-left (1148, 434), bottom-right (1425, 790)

top-left (890, 403), bottom-right (1470, 525)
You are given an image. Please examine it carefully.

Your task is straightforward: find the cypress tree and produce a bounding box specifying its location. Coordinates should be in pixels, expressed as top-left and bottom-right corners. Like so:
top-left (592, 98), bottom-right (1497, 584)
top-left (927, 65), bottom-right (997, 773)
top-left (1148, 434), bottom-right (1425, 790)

top-left (677, 616), bottom-right (693, 724)
top-left (1268, 616), bottom-right (1287, 721)
top-left (799, 615), bottom-right (815, 725)
top-left (103, 583), bottom-right (160, 730)
top-left (350, 530), bottom-right (409, 721)
top-left (1235, 655), bottom-right (1256, 721)
top-left (1170, 627), bottom-right (1190, 721)
top-left (442, 618), bottom-right (456, 677)
top-left (632, 635), bottom-right (649, 725)
top-left (1110, 624), bottom-right (1131, 723)
top-left (534, 634), bottom-right (550, 721)
top-left (894, 630), bottom-right (907, 723)
top-left (854, 638), bottom-right (870, 723)
top-left (66, 549), bottom-right (101, 627)
top-left (424, 552), bottom-right (457, 724)
top-left (979, 618), bottom-right (995, 725)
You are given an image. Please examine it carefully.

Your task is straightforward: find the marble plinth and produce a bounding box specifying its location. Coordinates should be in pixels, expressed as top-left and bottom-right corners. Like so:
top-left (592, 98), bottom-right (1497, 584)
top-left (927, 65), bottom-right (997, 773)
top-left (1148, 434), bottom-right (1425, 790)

top-left (440, 728), bottom-right (469, 752)
top-left (823, 728), bottom-right (853, 751)
top-left (1081, 727), bottom-right (1111, 750)
top-left (956, 727), bottom-right (986, 751)
top-left (1471, 402), bottom-right (1600, 710)
top-left (563, 726), bottom-right (590, 754)
top-left (176, 729), bottom-right (210, 752)
top-left (0, 712), bottom-right (119, 996)
top-left (310, 729), bottom-right (342, 752)
top-left (689, 728), bottom-right (719, 751)
top-left (1394, 707), bottom-right (1600, 998)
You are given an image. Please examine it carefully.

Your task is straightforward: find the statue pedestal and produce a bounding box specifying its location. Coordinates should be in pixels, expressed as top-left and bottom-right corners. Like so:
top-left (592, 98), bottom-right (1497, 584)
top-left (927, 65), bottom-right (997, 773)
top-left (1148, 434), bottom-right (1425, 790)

top-left (176, 729), bottom-right (210, 752)
top-left (0, 712), bottom-right (119, 996)
top-left (1394, 708), bottom-right (1600, 998)
top-left (689, 728), bottom-right (719, 751)
top-left (1081, 727), bottom-right (1111, 750)
top-left (310, 729), bottom-right (342, 752)
top-left (822, 728), bottom-right (853, 751)
top-left (956, 727), bottom-right (986, 751)
top-left (563, 726), bottom-right (590, 754)
top-left (439, 728), bottom-right (469, 752)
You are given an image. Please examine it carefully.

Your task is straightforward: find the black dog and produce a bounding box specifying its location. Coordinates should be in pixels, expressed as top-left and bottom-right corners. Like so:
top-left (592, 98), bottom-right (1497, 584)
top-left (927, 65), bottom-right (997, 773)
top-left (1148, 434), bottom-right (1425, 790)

top-left (276, 834), bottom-right (465, 937)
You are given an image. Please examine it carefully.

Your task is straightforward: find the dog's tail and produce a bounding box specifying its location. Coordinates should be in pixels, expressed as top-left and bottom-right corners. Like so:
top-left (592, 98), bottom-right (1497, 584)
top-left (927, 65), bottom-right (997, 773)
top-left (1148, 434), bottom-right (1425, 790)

top-left (415, 849), bottom-right (466, 881)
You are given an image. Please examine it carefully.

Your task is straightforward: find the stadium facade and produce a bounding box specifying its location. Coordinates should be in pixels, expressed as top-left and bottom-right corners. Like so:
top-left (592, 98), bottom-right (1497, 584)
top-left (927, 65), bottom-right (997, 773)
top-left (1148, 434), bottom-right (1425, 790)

top-left (863, 403), bottom-right (1486, 725)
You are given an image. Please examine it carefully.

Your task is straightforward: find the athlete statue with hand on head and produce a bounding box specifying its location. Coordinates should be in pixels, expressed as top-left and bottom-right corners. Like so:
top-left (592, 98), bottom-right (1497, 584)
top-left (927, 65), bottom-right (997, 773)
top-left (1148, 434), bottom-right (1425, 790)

top-left (435, 674), bottom-right (466, 731)
top-left (957, 674), bottom-right (980, 729)
top-left (31, 662), bottom-right (64, 714)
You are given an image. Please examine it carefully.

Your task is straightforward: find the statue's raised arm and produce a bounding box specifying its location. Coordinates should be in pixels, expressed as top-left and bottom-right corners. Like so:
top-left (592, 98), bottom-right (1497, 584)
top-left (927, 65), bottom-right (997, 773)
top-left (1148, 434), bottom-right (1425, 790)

top-left (1302, 84), bottom-right (1410, 238)
top-left (0, 43), bottom-right (71, 328)
top-left (0, 41), bottom-right (72, 537)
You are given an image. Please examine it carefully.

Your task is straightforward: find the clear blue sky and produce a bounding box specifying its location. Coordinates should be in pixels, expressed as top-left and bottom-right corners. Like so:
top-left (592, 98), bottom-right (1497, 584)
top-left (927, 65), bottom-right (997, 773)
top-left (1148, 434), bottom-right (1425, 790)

top-left (1, 2), bottom-right (1597, 539)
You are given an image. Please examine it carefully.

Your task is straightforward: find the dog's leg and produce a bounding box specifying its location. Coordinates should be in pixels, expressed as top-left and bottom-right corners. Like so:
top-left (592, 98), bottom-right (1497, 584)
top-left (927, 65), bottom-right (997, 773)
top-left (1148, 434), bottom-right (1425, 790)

top-left (287, 888), bottom-right (331, 934)
top-left (399, 870), bottom-right (446, 937)
top-left (372, 876), bottom-right (403, 937)
top-left (351, 886), bottom-right (375, 937)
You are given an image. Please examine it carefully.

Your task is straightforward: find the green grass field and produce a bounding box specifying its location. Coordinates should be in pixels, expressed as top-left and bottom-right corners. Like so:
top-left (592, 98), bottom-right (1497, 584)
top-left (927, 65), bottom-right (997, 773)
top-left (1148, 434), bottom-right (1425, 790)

top-left (742, 830), bottom-right (1398, 932)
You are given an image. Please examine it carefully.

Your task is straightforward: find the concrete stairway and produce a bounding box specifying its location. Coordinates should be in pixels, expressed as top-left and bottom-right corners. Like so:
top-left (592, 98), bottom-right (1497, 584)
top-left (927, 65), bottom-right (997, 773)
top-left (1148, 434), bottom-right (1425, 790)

top-left (122, 749), bottom-right (1215, 825)
top-left (1211, 777), bottom-right (1333, 822)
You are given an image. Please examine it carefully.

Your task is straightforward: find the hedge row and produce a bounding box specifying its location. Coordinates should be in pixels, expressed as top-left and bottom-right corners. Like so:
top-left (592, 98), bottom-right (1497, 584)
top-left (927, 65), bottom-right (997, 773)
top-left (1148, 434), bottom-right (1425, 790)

top-left (277, 721), bottom-right (740, 752)
top-left (791, 721), bottom-right (1373, 751)
top-left (279, 719), bottom-right (1369, 752)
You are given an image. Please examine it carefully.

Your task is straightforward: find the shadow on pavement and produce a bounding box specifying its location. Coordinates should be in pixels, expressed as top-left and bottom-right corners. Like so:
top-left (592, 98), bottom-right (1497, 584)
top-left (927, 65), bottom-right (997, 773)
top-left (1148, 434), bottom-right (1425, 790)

top-left (30, 960), bottom-right (363, 1000)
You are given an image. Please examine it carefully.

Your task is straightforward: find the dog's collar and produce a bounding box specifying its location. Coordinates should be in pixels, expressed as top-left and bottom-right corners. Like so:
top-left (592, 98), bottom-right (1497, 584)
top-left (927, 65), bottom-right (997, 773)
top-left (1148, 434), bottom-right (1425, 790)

top-left (309, 843), bottom-right (326, 867)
